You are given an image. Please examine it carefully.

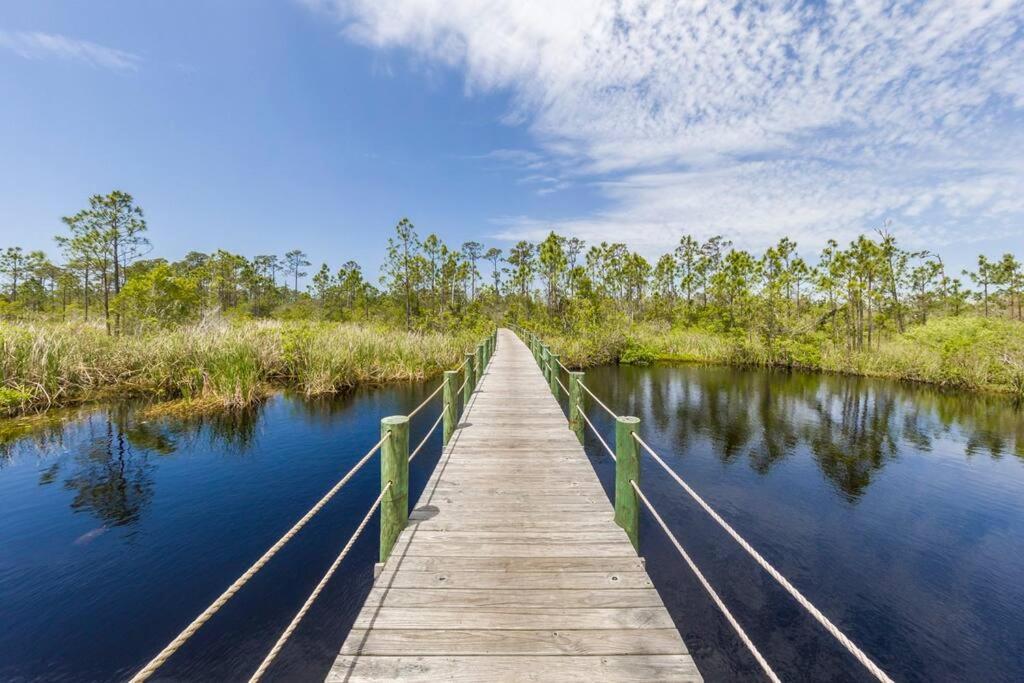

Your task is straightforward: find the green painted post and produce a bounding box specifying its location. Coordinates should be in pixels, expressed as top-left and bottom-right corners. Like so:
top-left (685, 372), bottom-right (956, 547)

top-left (465, 352), bottom-right (476, 394)
top-left (534, 337), bottom-right (541, 366)
top-left (463, 353), bottom-right (474, 406)
top-left (380, 415), bottom-right (409, 563)
top-left (549, 353), bottom-right (560, 395)
top-left (569, 371), bottom-right (584, 442)
top-left (541, 346), bottom-right (550, 382)
top-left (476, 344), bottom-right (485, 381)
top-left (614, 416), bottom-right (641, 552)
top-left (442, 370), bottom-right (457, 444)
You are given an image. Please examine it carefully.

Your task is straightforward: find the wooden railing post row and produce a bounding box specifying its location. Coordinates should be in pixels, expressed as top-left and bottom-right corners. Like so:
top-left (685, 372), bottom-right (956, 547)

top-left (379, 415), bottom-right (409, 563)
top-left (442, 370), bottom-right (457, 444)
top-left (569, 371), bottom-right (584, 442)
top-left (548, 353), bottom-right (560, 395)
top-left (614, 416), bottom-right (641, 552)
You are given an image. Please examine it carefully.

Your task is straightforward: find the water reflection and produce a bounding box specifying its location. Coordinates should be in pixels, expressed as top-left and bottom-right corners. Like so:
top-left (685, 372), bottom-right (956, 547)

top-left (586, 364), bottom-right (1024, 501)
top-left (1, 401), bottom-right (265, 528)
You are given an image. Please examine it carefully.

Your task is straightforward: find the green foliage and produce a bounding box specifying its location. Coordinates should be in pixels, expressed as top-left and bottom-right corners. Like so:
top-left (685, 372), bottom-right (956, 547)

top-left (619, 340), bottom-right (655, 365)
top-left (113, 263), bottom-right (201, 330)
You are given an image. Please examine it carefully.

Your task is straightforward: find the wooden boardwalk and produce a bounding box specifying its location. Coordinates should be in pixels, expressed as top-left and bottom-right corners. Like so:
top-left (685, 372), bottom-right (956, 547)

top-left (329, 329), bottom-right (701, 682)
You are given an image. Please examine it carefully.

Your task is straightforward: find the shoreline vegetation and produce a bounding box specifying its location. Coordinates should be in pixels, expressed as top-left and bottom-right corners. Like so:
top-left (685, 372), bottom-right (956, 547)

top-left (0, 321), bottom-right (485, 417)
top-left (531, 316), bottom-right (1024, 397)
top-left (2, 190), bottom-right (1022, 418)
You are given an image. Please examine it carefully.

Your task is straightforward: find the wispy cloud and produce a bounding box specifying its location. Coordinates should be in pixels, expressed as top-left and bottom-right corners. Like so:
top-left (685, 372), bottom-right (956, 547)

top-left (307, 0), bottom-right (1024, 255)
top-left (0, 30), bottom-right (140, 71)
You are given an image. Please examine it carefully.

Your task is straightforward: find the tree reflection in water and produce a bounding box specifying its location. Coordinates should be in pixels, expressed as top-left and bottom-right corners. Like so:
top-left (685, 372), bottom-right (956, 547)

top-left (584, 364), bottom-right (1023, 501)
top-left (1, 400), bottom-right (264, 528)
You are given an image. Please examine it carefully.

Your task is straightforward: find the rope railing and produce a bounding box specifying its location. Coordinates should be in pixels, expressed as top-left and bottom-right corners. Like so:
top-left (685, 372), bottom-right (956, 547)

top-left (128, 431), bottom-right (391, 683)
top-left (579, 408), bottom-right (616, 460)
top-left (409, 410), bottom-right (445, 464)
top-left (578, 381), bottom-right (617, 419)
top-left (630, 432), bottom-right (894, 683)
top-left (407, 380), bottom-right (445, 419)
top-left (406, 339), bottom-right (485, 419)
top-left (248, 483), bottom-right (391, 682)
top-left (630, 480), bottom-right (780, 683)
top-left (514, 325), bottom-right (893, 683)
top-left (130, 328), bottom-right (499, 682)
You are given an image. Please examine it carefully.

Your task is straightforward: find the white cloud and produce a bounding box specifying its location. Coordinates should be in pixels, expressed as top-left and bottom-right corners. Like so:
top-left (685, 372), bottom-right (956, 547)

top-left (0, 30), bottom-right (140, 71)
top-left (306, 0), bottom-right (1024, 255)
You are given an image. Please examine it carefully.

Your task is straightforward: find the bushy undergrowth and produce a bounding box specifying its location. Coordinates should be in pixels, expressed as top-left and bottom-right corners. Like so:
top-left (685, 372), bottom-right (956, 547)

top-left (0, 321), bottom-right (484, 416)
top-left (543, 316), bottom-right (1024, 396)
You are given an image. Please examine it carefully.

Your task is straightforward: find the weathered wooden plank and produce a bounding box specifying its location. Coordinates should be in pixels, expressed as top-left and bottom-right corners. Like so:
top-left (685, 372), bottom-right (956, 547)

top-left (363, 588), bottom-right (666, 609)
top-left (333, 329), bottom-right (700, 682)
top-left (399, 542), bottom-right (637, 557)
top-left (380, 556), bottom-right (647, 573)
top-left (352, 607), bottom-right (677, 630)
top-left (328, 655), bottom-right (701, 682)
top-left (374, 570), bottom-right (654, 590)
top-left (339, 628), bottom-right (687, 656)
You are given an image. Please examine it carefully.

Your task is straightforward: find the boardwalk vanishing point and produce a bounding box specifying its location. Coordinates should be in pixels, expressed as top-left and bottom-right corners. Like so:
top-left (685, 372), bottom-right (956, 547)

top-left (331, 329), bottom-right (701, 681)
top-left (129, 327), bottom-right (892, 682)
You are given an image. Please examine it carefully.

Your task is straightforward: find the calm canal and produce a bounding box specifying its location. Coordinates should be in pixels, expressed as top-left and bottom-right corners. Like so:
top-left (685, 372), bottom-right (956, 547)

top-left (1, 365), bottom-right (1023, 681)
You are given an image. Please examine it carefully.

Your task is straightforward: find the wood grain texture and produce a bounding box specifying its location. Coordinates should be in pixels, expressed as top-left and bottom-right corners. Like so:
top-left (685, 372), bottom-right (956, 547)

top-left (331, 329), bottom-right (701, 681)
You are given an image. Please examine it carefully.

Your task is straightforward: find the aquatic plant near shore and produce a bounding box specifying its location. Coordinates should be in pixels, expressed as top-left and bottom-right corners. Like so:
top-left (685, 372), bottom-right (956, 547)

top-left (0, 321), bottom-right (483, 416)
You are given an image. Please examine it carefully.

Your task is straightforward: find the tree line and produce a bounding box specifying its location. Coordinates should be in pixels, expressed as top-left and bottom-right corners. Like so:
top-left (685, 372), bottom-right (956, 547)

top-left (1, 191), bottom-right (1021, 350)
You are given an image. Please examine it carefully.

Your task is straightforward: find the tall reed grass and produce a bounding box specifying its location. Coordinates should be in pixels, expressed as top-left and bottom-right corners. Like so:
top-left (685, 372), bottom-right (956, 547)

top-left (547, 316), bottom-right (1024, 396)
top-left (0, 321), bottom-right (483, 416)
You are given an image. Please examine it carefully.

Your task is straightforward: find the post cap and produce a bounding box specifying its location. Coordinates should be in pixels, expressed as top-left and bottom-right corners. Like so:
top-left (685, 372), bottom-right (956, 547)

top-left (382, 415), bottom-right (409, 426)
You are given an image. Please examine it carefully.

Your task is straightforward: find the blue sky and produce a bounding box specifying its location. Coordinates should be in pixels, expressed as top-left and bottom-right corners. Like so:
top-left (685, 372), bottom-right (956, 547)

top-left (1, 0), bottom-right (1022, 277)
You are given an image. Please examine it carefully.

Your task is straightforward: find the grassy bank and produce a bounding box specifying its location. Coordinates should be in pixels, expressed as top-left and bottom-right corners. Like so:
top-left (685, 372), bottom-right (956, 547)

top-left (0, 321), bottom-right (486, 417)
top-left (534, 316), bottom-right (1024, 397)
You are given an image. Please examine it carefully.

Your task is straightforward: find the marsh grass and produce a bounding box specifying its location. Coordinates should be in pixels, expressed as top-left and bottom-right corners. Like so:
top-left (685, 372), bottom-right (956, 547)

top-left (546, 316), bottom-right (1024, 396)
top-left (0, 321), bottom-right (483, 417)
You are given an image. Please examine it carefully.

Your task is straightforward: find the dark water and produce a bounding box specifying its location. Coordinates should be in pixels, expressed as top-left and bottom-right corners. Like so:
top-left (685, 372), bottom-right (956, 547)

top-left (1, 368), bottom-right (1022, 682)
top-left (0, 385), bottom-right (442, 682)
top-left (568, 365), bottom-right (1024, 683)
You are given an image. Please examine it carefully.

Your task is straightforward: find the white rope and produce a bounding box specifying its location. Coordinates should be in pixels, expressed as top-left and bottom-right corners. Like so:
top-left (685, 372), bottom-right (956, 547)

top-left (631, 433), bottom-right (894, 683)
top-left (129, 432), bottom-right (391, 682)
top-left (555, 376), bottom-right (568, 396)
top-left (248, 484), bottom-right (390, 682)
top-left (409, 410), bottom-right (444, 464)
top-left (407, 380), bottom-right (444, 419)
top-left (578, 381), bottom-right (617, 419)
top-left (630, 481), bottom-right (781, 683)
top-left (580, 409), bottom-right (616, 461)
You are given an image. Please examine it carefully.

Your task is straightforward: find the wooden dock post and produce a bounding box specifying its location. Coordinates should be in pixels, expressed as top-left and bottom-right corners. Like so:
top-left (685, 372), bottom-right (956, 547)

top-left (442, 370), bottom-right (457, 444)
top-left (476, 344), bottom-right (485, 379)
top-left (549, 353), bottom-right (560, 395)
top-left (463, 353), bottom-right (474, 406)
top-left (569, 371), bottom-right (584, 442)
top-left (541, 346), bottom-right (550, 382)
top-left (614, 416), bottom-right (641, 552)
top-left (379, 415), bottom-right (409, 563)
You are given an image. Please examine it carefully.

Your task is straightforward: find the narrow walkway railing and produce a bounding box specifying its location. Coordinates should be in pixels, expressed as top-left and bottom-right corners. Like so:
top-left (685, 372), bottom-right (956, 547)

top-left (509, 324), bottom-right (894, 683)
top-left (129, 330), bottom-right (498, 683)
